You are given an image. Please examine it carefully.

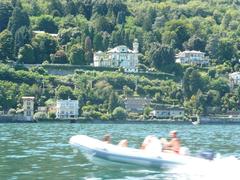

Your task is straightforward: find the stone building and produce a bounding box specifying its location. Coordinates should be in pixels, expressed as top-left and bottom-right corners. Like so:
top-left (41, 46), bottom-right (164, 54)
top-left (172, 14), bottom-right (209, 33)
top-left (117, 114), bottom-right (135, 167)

top-left (124, 97), bottom-right (151, 113)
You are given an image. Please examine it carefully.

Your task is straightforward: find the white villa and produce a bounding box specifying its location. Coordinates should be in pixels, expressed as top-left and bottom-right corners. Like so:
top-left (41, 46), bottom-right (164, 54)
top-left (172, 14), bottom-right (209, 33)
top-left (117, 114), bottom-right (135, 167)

top-left (229, 72), bottom-right (240, 88)
top-left (93, 39), bottom-right (139, 72)
top-left (150, 105), bottom-right (184, 119)
top-left (22, 96), bottom-right (35, 121)
top-left (56, 99), bottom-right (79, 119)
top-left (175, 50), bottom-right (209, 66)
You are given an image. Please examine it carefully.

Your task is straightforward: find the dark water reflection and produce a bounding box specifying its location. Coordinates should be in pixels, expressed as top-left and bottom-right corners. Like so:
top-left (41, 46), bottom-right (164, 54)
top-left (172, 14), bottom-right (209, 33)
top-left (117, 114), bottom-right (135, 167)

top-left (0, 123), bottom-right (240, 179)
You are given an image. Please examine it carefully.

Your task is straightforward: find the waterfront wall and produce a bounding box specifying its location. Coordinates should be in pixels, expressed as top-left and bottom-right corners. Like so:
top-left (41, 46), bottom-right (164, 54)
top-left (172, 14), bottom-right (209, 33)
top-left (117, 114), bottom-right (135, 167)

top-left (0, 115), bottom-right (33, 123)
top-left (200, 116), bottom-right (240, 124)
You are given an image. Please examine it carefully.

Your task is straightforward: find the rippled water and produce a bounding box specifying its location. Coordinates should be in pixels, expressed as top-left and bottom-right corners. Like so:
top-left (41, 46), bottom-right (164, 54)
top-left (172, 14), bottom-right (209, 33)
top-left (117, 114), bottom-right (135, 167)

top-left (0, 123), bottom-right (240, 179)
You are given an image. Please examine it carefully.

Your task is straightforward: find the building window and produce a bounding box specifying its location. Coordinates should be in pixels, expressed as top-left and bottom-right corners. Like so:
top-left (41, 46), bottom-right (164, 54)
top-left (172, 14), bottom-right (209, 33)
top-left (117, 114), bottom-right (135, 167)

top-left (27, 111), bottom-right (31, 116)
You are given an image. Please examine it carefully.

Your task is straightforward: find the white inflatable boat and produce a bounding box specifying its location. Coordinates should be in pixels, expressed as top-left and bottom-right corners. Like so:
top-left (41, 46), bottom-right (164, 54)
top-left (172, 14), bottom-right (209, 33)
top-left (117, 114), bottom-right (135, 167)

top-left (69, 135), bottom-right (213, 168)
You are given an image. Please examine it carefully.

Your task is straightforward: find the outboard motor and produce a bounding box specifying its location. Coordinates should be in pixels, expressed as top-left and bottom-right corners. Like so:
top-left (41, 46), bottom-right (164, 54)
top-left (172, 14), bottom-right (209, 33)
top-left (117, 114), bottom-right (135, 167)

top-left (199, 150), bottom-right (215, 160)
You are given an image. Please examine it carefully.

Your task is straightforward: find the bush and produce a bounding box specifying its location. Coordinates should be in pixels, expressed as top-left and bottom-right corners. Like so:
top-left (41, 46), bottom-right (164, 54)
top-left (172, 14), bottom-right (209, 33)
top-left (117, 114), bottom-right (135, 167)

top-left (112, 107), bottom-right (127, 120)
top-left (100, 113), bottom-right (111, 121)
top-left (8, 108), bottom-right (16, 115)
top-left (33, 112), bottom-right (48, 120)
top-left (48, 112), bottom-right (56, 119)
top-left (30, 66), bottom-right (47, 75)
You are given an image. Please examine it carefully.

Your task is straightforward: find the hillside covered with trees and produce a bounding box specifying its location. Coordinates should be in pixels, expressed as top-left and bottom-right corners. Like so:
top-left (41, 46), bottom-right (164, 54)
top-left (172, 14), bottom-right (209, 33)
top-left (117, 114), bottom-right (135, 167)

top-left (1, 0), bottom-right (240, 119)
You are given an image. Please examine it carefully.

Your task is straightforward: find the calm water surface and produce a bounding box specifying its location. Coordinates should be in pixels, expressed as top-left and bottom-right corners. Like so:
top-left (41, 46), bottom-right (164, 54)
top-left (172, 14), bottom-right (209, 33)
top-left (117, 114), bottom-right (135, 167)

top-left (0, 123), bottom-right (240, 180)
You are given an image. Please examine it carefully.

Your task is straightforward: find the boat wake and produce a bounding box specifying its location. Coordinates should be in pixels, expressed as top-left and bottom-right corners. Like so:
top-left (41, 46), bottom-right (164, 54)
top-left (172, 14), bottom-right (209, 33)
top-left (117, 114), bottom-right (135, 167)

top-left (167, 155), bottom-right (240, 180)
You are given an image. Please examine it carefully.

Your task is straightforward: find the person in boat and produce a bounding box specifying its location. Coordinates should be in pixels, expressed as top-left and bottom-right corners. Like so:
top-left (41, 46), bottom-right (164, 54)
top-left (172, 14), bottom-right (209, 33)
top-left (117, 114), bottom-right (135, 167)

top-left (140, 135), bottom-right (162, 154)
top-left (118, 139), bottom-right (128, 147)
top-left (162, 130), bottom-right (181, 154)
top-left (102, 134), bottom-right (111, 143)
top-left (140, 135), bottom-right (154, 150)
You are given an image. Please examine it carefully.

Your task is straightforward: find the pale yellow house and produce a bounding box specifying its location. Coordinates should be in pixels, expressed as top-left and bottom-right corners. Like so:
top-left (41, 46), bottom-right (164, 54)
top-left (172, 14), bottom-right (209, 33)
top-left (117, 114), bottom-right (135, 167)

top-left (22, 96), bottom-right (35, 120)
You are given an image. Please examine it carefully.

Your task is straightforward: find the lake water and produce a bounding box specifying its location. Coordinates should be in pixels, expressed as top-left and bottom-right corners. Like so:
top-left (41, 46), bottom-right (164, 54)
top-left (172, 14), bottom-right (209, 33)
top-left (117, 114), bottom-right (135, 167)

top-left (0, 123), bottom-right (240, 180)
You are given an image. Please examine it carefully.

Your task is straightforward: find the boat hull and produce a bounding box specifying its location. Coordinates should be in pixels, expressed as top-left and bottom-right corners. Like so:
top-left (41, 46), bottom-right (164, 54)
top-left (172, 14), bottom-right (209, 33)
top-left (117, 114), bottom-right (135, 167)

top-left (69, 135), bottom-right (209, 168)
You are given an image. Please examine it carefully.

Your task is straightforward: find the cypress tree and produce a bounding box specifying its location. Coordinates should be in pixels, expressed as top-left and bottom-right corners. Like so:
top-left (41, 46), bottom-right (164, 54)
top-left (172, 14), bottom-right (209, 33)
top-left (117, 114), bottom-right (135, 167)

top-left (8, 6), bottom-right (30, 36)
top-left (108, 91), bottom-right (119, 113)
top-left (0, 2), bottom-right (13, 32)
top-left (14, 26), bottom-right (31, 56)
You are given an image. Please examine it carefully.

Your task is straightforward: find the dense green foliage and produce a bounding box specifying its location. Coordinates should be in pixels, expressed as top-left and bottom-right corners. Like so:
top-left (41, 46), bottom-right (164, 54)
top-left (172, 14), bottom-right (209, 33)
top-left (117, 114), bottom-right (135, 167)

top-left (1, 0), bottom-right (240, 68)
top-left (1, 0), bottom-right (240, 119)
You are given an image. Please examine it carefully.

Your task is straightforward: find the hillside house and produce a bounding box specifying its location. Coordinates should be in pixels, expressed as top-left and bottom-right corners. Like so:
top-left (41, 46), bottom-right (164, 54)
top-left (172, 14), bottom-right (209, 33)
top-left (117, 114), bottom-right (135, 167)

top-left (176, 50), bottom-right (209, 66)
top-left (229, 72), bottom-right (240, 88)
top-left (94, 39), bottom-right (139, 72)
top-left (124, 97), bottom-right (151, 113)
top-left (56, 99), bottom-right (79, 119)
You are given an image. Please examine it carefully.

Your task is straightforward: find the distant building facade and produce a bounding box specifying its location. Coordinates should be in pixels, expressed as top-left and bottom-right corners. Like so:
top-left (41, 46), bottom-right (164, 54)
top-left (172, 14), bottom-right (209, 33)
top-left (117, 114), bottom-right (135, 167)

top-left (37, 106), bottom-right (47, 113)
top-left (94, 39), bottom-right (139, 72)
top-left (56, 99), bottom-right (79, 119)
top-left (229, 72), bottom-right (240, 88)
top-left (22, 96), bottom-right (35, 121)
top-left (124, 97), bottom-right (151, 113)
top-left (175, 50), bottom-right (209, 66)
top-left (150, 105), bottom-right (184, 119)
top-left (33, 31), bottom-right (58, 38)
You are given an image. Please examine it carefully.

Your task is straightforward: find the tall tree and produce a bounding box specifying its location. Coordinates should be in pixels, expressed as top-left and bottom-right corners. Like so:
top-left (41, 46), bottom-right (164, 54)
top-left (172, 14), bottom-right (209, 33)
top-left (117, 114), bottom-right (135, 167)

top-left (65, 0), bottom-right (77, 16)
top-left (68, 44), bottom-right (85, 65)
top-left (55, 85), bottom-right (74, 99)
top-left (14, 26), bottom-right (31, 56)
top-left (83, 3), bottom-right (93, 20)
top-left (184, 35), bottom-right (206, 51)
top-left (84, 36), bottom-right (92, 51)
top-left (0, 2), bottom-right (13, 32)
top-left (0, 30), bottom-right (13, 60)
top-left (93, 2), bottom-right (108, 16)
top-left (8, 6), bottom-right (30, 36)
top-left (32, 34), bottom-right (58, 63)
top-left (183, 67), bottom-right (193, 99)
top-left (18, 44), bottom-right (35, 64)
top-left (93, 33), bottom-right (103, 51)
top-left (36, 15), bottom-right (58, 34)
top-left (217, 38), bottom-right (236, 62)
top-left (30, 1), bottom-right (41, 16)
top-left (117, 11), bottom-right (126, 24)
top-left (183, 67), bottom-right (204, 99)
top-left (85, 36), bottom-right (93, 64)
top-left (205, 35), bottom-right (220, 60)
top-left (150, 44), bottom-right (175, 70)
top-left (165, 20), bottom-right (191, 50)
top-left (108, 91), bottom-right (119, 113)
top-left (95, 16), bottom-right (113, 33)
top-left (48, 0), bottom-right (64, 17)
top-left (102, 32), bottom-right (110, 50)
top-left (50, 50), bottom-right (68, 64)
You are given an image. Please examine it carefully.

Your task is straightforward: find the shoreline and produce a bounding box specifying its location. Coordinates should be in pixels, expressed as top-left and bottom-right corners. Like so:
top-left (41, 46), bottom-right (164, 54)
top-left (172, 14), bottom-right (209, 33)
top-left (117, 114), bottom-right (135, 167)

top-left (1, 117), bottom-right (240, 124)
